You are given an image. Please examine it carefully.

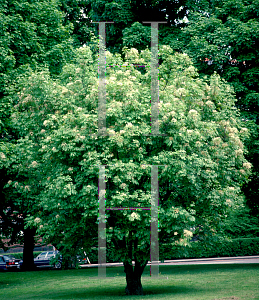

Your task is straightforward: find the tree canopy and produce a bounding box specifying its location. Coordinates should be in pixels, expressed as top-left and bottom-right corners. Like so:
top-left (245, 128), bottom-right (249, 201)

top-left (0, 0), bottom-right (74, 268)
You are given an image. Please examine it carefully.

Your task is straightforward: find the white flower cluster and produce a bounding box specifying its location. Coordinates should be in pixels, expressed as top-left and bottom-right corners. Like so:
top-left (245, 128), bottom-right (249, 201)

top-left (183, 229), bottom-right (193, 238)
top-left (120, 183), bottom-right (127, 189)
top-left (235, 149), bottom-right (243, 157)
top-left (130, 212), bottom-right (140, 221)
top-left (34, 217), bottom-right (41, 224)
top-left (31, 161), bottom-right (38, 167)
top-left (189, 109), bottom-right (198, 115)
top-left (212, 137), bottom-right (222, 146)
top-left (0, 152), bottom-right (6, 159)
top-left (243, 162), bottom-right (252, 169)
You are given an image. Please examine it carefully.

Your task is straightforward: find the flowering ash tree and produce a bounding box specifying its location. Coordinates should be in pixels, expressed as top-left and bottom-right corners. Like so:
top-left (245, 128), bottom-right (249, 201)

top-left (7, 44), bottom-right (251, 295)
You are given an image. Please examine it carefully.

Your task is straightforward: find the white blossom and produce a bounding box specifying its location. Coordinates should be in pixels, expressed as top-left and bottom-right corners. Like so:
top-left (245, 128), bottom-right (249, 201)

top-left (189, 109), bottom-right (198, 114)
top-left (0, 152), bottom-right (6, 159)
top-left (31, 161), bottom-right (38, 167)
top-left (24, 185), bottom-right (30, 191)
top-left (183, 229), bottom-right (193, 238)
top-left (212, 137), bottom-right (222, 146)
top-left (126, 123), bottom-right (133, 128)
top-left (243, 162), bottom-right (252, 169)
top-left (205, 100), bottom-right (214, 107)
top-left (34, 217), bottom-right (41, 224)
top-left (120, 183), bottom-right (127, 189)
top-left (235, 149), bottom-right (243, 157)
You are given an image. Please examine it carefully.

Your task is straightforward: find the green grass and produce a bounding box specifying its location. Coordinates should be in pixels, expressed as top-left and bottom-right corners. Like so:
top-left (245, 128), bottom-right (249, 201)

top-left (0, 264), bottom-right (258, 300)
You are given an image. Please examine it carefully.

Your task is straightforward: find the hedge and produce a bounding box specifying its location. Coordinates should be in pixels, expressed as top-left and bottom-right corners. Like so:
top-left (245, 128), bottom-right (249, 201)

top-left (4, 238), bottom-right (259, 263)
top-left (160, 237), bottom-right (259, 261)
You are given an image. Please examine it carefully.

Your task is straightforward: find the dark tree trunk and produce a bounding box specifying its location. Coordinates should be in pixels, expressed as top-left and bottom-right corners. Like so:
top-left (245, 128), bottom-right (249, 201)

top-left (124, 259), bottom-right (147, 295)
top-left (22, 227), bottom-right (36, 271)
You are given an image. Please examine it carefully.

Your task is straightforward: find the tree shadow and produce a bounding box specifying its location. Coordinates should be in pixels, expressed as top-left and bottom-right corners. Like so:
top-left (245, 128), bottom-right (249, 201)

top-left (37, 283), bottom-right (202, 299)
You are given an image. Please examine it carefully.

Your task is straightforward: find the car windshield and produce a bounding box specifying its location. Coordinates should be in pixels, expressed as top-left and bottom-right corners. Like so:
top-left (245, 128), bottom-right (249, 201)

top-left (3, 256), bottom-right (13, 260)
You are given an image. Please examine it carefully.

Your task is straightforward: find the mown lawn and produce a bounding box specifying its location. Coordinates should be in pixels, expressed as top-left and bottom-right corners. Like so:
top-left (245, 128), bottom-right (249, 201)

top-left (0, 264), bottom-right (258, 300)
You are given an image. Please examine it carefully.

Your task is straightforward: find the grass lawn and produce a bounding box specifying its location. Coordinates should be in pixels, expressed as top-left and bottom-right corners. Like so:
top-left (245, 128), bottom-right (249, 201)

top-left (0, 264), bottom-right (258, 300)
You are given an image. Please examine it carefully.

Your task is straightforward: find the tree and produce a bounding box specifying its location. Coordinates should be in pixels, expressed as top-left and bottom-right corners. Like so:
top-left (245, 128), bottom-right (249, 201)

top-left (164, 0), bottom-right (259, 215)
top-left (83, 0), bottom-right (190, 53)
top-left (7, 44), bottom-right (251, 294)
top-left (58, 0), bottom-right (93, 47)
top-left (0, 0), bottom-right (74, 270)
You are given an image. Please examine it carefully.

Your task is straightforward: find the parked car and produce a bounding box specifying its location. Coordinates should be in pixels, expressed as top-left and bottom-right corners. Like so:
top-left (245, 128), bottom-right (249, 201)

top-left (9, 255), bottom-right (22, 263)
top-left (34, 251), bottom-right (62, 269)
top-left (0, 255), bottom-right (20, 271)
top-left (19, 251), bottom-right (62, 269)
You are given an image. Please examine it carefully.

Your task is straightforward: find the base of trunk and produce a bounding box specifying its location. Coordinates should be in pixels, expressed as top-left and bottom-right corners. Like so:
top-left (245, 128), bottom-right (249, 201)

top-left (125, 283), bottom-right (143, 295)
top-left (124, 260), bottom-right (146, 295)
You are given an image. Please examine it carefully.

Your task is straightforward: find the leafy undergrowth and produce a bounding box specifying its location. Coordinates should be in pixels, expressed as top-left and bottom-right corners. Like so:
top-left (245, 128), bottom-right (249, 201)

top-left (0, 264), bottom-right (258, 300)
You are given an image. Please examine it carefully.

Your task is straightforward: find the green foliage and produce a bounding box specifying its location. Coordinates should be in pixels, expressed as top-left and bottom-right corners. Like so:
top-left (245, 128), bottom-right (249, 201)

top-left (58, 0), bottom-right (93, 47)
top-left (86, 0), bottom-right (189, 53)
top-left (0, 0), bottom-right (75, 258)
top-left (0, 0), bottom-right (75, 146)
top-left (122, 22), bottom-right (150, 51)
top-left (161, 237), bottom-right (259, 260)
top-left (223, 206), bottom-right (259, 238)
top-left (5, 45), bottom-right (252, 269)
top-left (0, 0), bottom-right (74, 91)
top-left (165, 0), bottom-right (259, 215)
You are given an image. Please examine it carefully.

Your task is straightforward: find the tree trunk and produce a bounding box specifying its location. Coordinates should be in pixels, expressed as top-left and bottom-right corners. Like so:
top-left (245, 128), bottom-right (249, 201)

top-left (22, 227), bottom-right (36, 271)
top-left (124, 259), bottom-right (147, 295)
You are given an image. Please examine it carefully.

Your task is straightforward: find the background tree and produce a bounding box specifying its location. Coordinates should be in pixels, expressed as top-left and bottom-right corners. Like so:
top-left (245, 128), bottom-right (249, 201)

top-left (175, 0), bottom-right (259, 217)
top-left (7, 44), bottom-right (251, 294)
top-left (0, 0), bottom-right (74, 269)
top-left (58, 0), bottom-right (93, 47)
top-left (83, 0), bottom-right (190, 53)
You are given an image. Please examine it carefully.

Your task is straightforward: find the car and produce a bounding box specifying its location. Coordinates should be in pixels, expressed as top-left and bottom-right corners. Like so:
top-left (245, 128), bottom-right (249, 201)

top-left (0, 255), bottom-right (20, 271)
top-left (33, 251), bottom-right (62, 269)
top-left (8, 255), bottom-right (22, 265)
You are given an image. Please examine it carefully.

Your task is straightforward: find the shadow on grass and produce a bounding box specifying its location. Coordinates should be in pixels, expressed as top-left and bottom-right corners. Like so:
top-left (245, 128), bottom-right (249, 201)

top-left (35, 283), bottom-right (201, 299)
